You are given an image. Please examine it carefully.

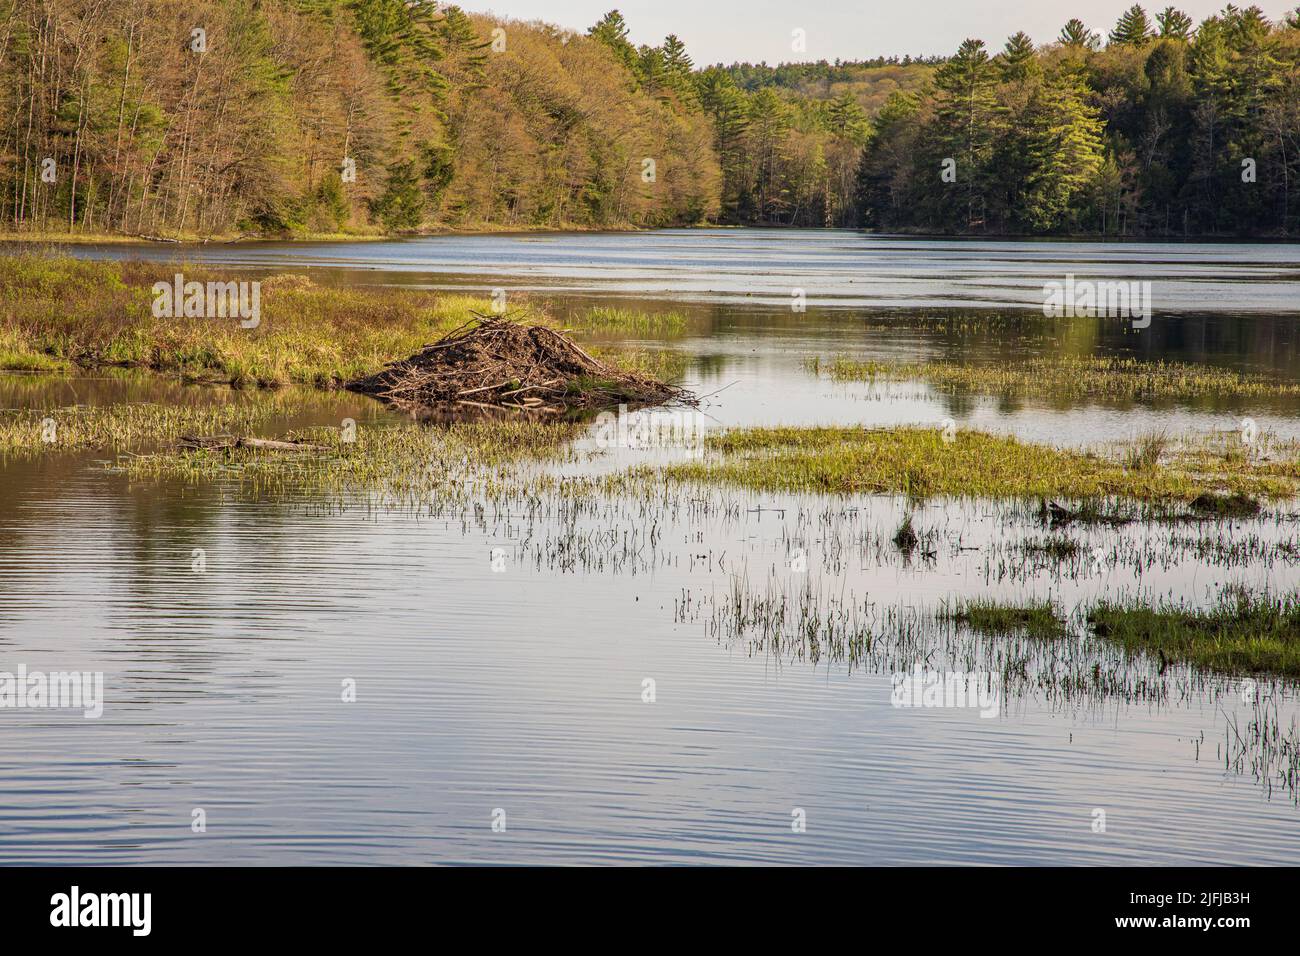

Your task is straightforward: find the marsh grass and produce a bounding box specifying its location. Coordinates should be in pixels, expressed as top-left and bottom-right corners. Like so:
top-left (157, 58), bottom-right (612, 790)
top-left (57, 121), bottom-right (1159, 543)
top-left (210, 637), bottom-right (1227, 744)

top-left (0, 254), bottom-right (690, 390)
top-left (664, 426), bottom-right (1295, 503)
top-left (818, 354), bottom-right (1300, 402)
top-left (1087, 589), bottom-right (1300, 679)
top-left (892, 513), bottom-right (919, 553)
top-left (1122, 430), bottom-right (1168, 471)
top-left (569, 307), bottom-right (686, 335)
top-left (949, 590), bottom-right (1300, 679)
top-left (0, 400), bottom-right (290, 455)
top-left (1019, 535), bottom-right (1083, 560)
top-left (590, 346), bottom-right (689, 383)
top-left (0, 254), bottom-right (502, 388)
top-left (943, 599), bottom-right (1069, 640)
top-left (112, 418), bottom-right (584, 500)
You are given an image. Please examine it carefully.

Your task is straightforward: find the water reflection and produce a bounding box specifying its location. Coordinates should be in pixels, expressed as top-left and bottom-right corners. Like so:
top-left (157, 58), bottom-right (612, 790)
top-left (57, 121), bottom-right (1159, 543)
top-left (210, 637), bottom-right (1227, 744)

top-left (3, 233), bottom-right (1300, 863)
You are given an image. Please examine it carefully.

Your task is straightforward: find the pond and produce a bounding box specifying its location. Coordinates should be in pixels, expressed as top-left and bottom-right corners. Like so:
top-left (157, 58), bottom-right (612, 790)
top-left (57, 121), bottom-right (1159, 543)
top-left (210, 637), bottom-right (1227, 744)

top-left (2, 229), bottom-right (1299, 864)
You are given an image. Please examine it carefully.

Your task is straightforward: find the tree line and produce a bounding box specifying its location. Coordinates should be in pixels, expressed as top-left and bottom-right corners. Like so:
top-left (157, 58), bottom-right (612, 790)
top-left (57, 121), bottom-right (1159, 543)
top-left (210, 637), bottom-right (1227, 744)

top-left (2, 2), bottom-right (1299, 238)
top-left (858, 4), bottom-right (1300, 236)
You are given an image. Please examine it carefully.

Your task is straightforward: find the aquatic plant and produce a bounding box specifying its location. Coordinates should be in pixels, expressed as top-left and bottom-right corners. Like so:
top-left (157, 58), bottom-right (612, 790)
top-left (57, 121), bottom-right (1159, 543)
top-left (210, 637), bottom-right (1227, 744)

top-left (816, 354), bottom-right (1300, 402)
top-left (943, 599), bottom-right (1068, 640)
top-left (663, 426), bottom-right (1297, 503)
top-left (1087, 588), bottom-right (1300, 679)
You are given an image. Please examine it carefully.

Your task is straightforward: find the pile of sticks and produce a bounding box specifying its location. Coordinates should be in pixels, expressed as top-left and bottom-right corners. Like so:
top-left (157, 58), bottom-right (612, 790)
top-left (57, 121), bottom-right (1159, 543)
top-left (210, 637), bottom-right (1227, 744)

top-left (347, 315), bottom-right (690, 415)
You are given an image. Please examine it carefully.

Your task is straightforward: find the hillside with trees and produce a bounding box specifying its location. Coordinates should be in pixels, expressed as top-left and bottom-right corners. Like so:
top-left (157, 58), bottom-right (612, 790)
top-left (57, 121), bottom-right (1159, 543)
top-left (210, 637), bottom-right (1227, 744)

top-left (858, 4), bottom-right (1300, 236)
top-left (2, 2), bottom-right (1299, 238)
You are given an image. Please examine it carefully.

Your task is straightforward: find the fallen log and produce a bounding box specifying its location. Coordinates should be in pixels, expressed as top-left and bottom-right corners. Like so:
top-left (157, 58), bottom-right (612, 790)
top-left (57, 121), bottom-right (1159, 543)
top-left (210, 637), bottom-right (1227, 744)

top-left (179, 434), bottom-right (327, 452)
top-left (236, 437), bottom-right (328, 452)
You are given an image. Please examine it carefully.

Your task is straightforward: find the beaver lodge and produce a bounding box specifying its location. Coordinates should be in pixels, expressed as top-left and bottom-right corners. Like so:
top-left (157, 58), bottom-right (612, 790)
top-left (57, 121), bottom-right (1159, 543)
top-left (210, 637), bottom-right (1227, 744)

top-left (347, 316), bottom-right (692, 415)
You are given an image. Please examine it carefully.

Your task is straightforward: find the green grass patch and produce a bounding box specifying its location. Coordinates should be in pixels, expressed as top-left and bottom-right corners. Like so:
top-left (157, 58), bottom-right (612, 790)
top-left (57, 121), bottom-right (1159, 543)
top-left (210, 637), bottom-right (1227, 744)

top-left (569, 307), bottom-right (686, 335)
top-left (112, 418), bottom-right (582, 500)
top-left (0, 254), bottom-right (504, 388)
top-left (817, 354), bottom-right (1300, 402)
top-left (944, 599), bottom-right (1068, 639)
top-left (0, 399), bottom-right (295, 455)
top-left (1087, 589), bottom-right (1300, 678)
top-left (662, 426), bottom-right (1295, 502)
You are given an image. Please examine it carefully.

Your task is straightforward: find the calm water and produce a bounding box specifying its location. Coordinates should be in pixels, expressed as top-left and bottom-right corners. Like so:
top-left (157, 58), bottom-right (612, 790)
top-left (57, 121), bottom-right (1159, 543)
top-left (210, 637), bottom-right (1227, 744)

top-left (3, 229), bottom-right (1300, 865)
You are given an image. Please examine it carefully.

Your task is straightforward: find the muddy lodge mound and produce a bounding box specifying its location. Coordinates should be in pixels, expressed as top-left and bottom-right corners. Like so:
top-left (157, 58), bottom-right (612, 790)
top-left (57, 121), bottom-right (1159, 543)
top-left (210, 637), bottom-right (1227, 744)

top-left (347, 317), bottom-right (691, 415)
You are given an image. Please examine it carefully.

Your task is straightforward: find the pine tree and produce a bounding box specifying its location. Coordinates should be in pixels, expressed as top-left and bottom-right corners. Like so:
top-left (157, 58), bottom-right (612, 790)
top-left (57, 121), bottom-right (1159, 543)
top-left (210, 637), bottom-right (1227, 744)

top-left (1109, 5), bottom-right (1155, 47)
top-left (1019, 67), bottom-right (1105, 230)
top-left (827, 93), bottom-right (869, 140)
top-left (370, 159), bottom-right (426, 229)
top-left (696, 68), bottom-right (752, 219)
top-left (662, 35), bottom-right (692, 75)
top-left (745, 89), bottom-right (792, 221)
top-left (930, 38), bottom-right (1001, 229)
top-left (660, 34), bottom-right (697, 104)
top-left (439, 6), bottom-right (490, 85)
top-left (1059, 19), bottom-right (1100, 50)
top-left (589, 10), bottom-right (641, 82)
top-left (1156, 7), bottom-right (1194, 39)
top-left (999, 32), bottom-right (1040, 82)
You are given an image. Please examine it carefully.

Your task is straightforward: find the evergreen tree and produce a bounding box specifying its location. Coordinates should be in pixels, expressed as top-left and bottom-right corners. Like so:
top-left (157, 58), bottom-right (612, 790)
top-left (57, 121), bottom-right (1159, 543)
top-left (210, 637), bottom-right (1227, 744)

top-left (1019, 67), bottom-right (1106, 229)
top-left (745, 89), bottom-right (792, 221)
top-left (439, 6), bottom-right (490, 86)
top-left (696, 68), bottom-right (752, 219)
top-left (1110, 5), bottom-right (1155, 47)
top-left (999, 32), bottom-right (1040, 82)
top-left (589, 10), bottom-right (641, 82)
top-left (1060, 18), bottom-right (1100, 50)
top-left (1156, 7), bottom-right (1194, 39)
top-left (929, 38), bottom-right (1001, 229)
top-left (370, 160), bottom-right (426, 229)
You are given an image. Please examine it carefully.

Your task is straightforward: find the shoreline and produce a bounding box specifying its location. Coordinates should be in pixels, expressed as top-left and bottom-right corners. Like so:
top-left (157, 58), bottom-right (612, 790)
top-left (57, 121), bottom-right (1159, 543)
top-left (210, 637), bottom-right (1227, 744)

top-left (0, 222), bottom-right (673, 247)
top-left (5, 223), bottom-right (1298, 247)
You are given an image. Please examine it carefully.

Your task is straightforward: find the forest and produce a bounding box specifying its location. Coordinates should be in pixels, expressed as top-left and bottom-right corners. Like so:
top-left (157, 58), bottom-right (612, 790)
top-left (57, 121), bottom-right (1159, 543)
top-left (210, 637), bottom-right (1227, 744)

top-left (1, 2), bottom-right (1298, 238)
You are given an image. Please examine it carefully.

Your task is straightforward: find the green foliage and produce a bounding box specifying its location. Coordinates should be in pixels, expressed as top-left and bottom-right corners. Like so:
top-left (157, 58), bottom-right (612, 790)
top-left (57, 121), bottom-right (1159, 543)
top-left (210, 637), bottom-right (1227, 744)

top-left (1110, 5), bottom-right (1155, 46)
top-left (1060, 18), bottom-right (1101, 49)
top-left (369, 161), bottom-right (426, 230)
top-left (860, 6), bottom-right (1300, 236)
top-left (2, 3), bottom-right (1296, 238)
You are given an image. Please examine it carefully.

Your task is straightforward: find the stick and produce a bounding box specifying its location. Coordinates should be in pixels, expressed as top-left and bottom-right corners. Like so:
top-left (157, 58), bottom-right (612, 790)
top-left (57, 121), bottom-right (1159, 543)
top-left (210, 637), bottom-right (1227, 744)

top-left (235, 438), bottom-right (328, 451)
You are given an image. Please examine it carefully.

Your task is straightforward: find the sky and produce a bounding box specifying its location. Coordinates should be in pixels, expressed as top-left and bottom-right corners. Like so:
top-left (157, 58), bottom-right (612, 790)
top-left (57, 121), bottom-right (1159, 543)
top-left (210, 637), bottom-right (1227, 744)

top-left (470, 1), bottom-right (1299, 65)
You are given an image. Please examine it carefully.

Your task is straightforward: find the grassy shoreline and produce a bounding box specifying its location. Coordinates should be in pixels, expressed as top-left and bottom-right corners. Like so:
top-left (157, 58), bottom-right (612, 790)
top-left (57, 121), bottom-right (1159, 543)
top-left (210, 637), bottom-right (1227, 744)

top-left (0, 221), bottom-right (656, 246)
top-left (0, 253), bottom-right (684, 390)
